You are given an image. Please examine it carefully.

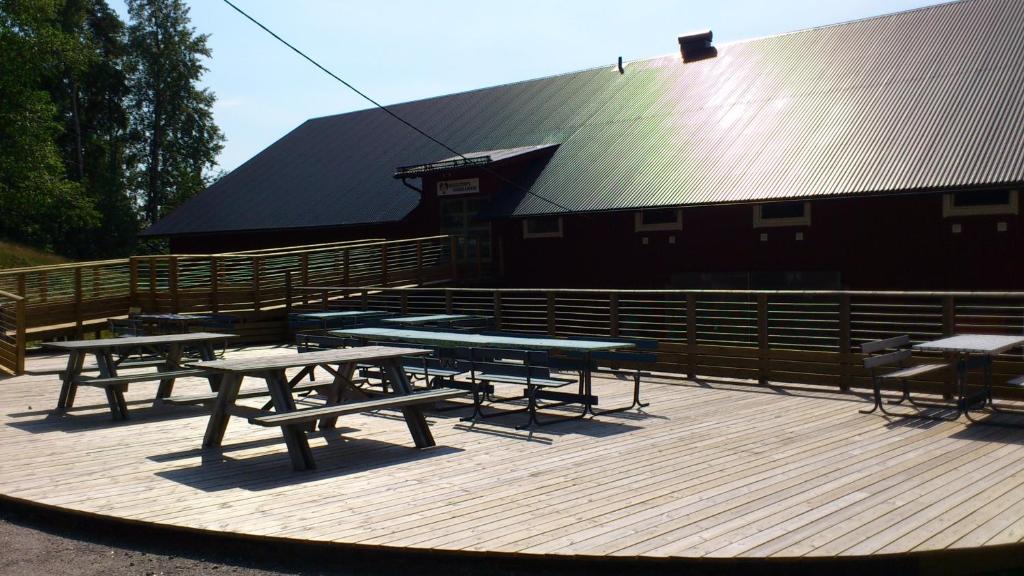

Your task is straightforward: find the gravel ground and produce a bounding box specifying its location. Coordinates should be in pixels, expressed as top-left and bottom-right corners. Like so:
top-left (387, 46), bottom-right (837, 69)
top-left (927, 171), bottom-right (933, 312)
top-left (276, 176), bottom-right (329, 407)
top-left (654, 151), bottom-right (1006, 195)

top-left (0, 513), bottom-right (305, 576)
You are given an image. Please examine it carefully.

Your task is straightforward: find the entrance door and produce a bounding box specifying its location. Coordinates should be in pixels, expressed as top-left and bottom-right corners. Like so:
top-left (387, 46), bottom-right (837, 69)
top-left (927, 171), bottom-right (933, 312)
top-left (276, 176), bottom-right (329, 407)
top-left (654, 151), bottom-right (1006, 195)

top-left (440, 196), bottom-right (491, 263)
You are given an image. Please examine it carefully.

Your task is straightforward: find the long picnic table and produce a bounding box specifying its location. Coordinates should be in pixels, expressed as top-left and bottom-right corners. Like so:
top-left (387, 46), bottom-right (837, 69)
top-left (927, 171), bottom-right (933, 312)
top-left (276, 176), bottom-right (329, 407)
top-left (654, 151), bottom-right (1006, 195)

top-left (914, 334), bottom-right (1024, 424)
top-left (331, 327), bottom-right (634, 417)
top-left (189, 345), bottom-right (460, 470)
top-left (380, 314), bottom-right (492, 329)
top-left (44, 332), bottom-right (234, 420)
top-left (289, 310), bottom-right (389, 331)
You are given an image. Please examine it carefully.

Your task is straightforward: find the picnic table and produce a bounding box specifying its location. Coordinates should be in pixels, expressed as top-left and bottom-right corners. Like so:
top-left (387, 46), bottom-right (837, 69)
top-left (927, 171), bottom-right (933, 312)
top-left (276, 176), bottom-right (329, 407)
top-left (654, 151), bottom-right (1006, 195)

top-left (133, 313), bottom-right (221, 334)
top-left (332, 327), bottom-right (634, 417)
top-left (44, 332), bottom-right (234, 420)
top-left (189, 345), bottom-right (463, 470)
top-left (289, 310), bottom-right (389, 331)
top-left (914, 334), bottom-right (1024, 423)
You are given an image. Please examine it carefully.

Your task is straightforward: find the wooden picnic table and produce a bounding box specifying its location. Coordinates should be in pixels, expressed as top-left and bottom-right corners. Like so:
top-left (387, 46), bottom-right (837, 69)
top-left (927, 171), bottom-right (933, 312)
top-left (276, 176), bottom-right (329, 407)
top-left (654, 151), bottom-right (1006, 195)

top-left (44, 332), bottom-right (234, 420)
top-left (914, 334), bottom-right (1024, 424)
top-left (132, 313), bottom-right (237, 335)
top-left (332, 327), bottom-right (633, 417)
top-left (190, 345), bottom-right (459, 470)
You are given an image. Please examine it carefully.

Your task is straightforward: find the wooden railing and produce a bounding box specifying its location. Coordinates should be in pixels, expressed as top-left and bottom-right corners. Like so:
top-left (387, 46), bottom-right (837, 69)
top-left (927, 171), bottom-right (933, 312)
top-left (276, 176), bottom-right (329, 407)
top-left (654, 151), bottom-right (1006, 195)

top-left (0, 290), bottom-right (26, 375)
top-left (288, 286), bottom-right (1024, 398)
top-left (0, 235), bottom-right (457, 342)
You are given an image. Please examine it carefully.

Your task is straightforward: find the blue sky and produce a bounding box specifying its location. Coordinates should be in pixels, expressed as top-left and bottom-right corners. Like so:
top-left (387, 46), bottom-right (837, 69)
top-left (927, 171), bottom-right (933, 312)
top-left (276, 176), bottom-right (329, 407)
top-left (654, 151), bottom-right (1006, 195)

top-left (109, 0), bottom-right (950, 172)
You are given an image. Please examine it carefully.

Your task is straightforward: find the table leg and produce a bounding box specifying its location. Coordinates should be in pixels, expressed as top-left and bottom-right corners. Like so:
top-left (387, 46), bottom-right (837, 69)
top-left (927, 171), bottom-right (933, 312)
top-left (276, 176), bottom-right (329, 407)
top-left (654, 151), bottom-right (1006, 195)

top-left (266, 369), bottom-right (315, 470)
top-left (198, 341), bottom-right (222, 391)
top-left (382, 359), bottom-right (435, 448)
top-left (155, 343), bottom-right (183, 401)
top-left (319, 362), bottom-right (357, 430)
top-left (96, 349), bottom-right (130, 420)
top-left (56, 351), bottom-right (84, 413)
top-left (203, 372), bottom-right (242, 448)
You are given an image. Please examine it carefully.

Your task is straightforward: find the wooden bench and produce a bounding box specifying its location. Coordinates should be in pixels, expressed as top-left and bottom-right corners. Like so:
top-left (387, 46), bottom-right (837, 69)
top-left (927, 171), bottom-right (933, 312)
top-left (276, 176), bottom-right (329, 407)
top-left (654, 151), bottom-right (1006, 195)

top-left (860, 335), bottom-right (952, 419)
top-left (164, 379), bottom-right (334, 406)
top-left (250, 388), bottom-right (465, 427)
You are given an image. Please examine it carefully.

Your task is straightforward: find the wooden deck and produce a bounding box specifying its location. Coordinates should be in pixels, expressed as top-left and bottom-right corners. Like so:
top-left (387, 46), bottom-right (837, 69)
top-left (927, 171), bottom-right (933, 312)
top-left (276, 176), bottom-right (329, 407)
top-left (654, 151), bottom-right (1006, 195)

top-left (2, 345), bottom-right (1024, 569)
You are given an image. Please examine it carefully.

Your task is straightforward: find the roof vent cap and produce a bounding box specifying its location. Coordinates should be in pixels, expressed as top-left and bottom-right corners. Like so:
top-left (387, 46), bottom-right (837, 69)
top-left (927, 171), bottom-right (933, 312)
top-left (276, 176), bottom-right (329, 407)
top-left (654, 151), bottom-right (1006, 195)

top-left (678, 29), bottom-right (715, 62)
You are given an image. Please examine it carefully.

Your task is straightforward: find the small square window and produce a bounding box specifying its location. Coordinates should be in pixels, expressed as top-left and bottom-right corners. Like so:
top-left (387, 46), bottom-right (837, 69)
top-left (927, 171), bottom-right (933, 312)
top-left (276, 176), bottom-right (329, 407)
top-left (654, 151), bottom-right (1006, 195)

top-left (522, 216), bottom-right (563, 239)
top-left (635, 208), bottom-right (682, 232)
top-left (754, 202), bottom-right (811, 228)
top-left (943, 190), bottom-right (1018, 217)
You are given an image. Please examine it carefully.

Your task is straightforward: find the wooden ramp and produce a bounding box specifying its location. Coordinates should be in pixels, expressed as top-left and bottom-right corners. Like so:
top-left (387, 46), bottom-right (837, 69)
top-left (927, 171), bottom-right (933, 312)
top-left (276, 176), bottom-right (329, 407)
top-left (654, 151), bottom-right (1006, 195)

top-left (1, 346), bottom-right (1024, 572)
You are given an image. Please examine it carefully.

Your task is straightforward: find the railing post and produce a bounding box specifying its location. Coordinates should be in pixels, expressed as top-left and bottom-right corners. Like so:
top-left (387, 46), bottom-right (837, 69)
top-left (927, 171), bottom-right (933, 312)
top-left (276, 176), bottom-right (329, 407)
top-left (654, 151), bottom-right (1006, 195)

top-left (449, 236), bottom-right (458, 282)
top-left (129, 258), bottom-right (138, 310)
top-left (39, 270), bottom-right (47, 303)
top-left (321, 289), bottom-right (328, 310)
top-left (343, 249), bottom-right (350, 287)
top-left (839, 293), bottom-right (851, 391)
top-left (73, 267), bottom-right (83, 337)
top-left (210, 257), bottom-right (219, 313)
top-left (380, 244), bottom-right (389, 286)
top-left (687, 293), bottom-right (697, 379)
top-left (757, 294), bottom-right (769, 385)
top-left (253, 257), bottom-right (262, 313)
top-left (301, 253), bottom-right (309, 306)
top-left (546, 291), bottom-right (556, 336)
top-left (149, 260), bottom-right (157, 311)
top-left (609, 293), bottom-right (620, 338)
top-left (493, 290), bottom-right (502, 330)
top-left (15, 297), bottom-right (26, 375)
top-left (16, 273), bottom-right (26, 299)
top-left (445, 289), bottom-right (453, 314)
top-left (415, 239), bottom-right (423, 285)
top-left (284, 268), bottom-right (292, 309)
top-left (942, 295), bottom-right (956, 399)
top-left (400, 290), bottom-right (408, 314)
top-left (169, 257), bottom-right (180, 314)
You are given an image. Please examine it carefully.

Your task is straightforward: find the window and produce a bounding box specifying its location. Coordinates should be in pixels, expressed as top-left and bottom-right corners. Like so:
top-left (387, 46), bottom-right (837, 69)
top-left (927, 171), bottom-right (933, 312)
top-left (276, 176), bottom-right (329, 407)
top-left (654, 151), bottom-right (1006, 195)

top-left (635, 208), bottom-right (682, 232)
top-left (943, 190), bottom-right (1018, 217)
top-left (754, 201), bottom-right (811, 228)
top-left (522, 216), bottom-right (563, 239)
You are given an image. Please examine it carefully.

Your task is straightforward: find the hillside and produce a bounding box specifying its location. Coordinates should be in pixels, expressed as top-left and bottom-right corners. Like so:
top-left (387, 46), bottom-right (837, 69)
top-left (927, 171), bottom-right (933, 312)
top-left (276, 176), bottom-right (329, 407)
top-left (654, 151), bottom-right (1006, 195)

top-left (0, 240), bottom-right (70, 270)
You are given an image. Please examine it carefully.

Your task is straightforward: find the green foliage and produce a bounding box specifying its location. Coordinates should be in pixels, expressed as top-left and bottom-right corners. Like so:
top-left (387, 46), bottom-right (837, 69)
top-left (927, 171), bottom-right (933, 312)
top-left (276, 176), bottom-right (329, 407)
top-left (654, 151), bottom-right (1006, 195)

top-left (126, 0), bottom-right (223, 226)
top-left (0, 0), bottom-right (100, 254)
top-left (0, 0), bottom-right (222, 259)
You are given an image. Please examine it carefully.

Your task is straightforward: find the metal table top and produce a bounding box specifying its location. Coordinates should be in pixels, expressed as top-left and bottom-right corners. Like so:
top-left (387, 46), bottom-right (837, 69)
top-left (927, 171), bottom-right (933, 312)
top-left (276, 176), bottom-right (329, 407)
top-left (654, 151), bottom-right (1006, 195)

top-left (292, 310), bottom-right (388, 320)
top-left (380, 314), bottom-right (482, 325)
top-left (332, 327), bottom-right (632, 352)
top-left (913, 334), bottom-right (1024, 355)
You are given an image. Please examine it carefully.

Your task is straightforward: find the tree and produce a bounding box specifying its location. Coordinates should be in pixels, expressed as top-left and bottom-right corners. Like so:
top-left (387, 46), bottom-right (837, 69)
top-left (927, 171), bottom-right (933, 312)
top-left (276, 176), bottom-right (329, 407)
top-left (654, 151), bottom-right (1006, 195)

top-left (0, 0), bottom-right (99, 254)
top-left (126, 0), bottom-right (223, 227)
top-left (48, 0), bottom-right (138, 258)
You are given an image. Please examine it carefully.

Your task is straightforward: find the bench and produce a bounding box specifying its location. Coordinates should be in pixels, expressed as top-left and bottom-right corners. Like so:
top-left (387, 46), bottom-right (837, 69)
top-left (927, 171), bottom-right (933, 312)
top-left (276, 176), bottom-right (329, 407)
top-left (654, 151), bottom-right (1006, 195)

top-left (860, 335), bottom-right (953, 419)
top-left (551, 337), bottom-right (657, 414)
top-left (74, 367), bottom-right (210, 420)
top-left (459, 347), bottom-right (585, 429)
top-left (249, 388), bottom-right (465, 470)
top-left (249, 388), bottom-right (465, 427)
top-left (164, 379), bottom-right (337, 406)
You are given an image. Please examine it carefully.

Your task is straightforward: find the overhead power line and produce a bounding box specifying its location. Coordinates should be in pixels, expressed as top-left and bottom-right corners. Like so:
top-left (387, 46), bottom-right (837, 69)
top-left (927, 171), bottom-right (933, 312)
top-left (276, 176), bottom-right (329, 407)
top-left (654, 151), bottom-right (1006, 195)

top-left (220, 0), bottom-right (574, 213)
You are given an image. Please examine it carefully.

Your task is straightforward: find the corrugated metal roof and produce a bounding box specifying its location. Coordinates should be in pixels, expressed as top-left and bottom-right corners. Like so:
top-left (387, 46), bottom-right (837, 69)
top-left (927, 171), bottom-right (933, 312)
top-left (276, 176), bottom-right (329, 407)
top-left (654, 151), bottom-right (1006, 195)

top-left (145, 0), bottom-right (1024, 236)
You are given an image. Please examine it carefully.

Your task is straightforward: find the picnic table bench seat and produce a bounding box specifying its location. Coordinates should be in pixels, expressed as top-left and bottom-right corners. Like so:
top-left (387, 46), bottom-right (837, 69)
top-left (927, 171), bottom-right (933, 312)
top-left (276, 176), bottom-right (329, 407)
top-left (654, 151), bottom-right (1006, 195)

top-left (249, 388), bottom-right (465, 427)
top-left (81, 368), bottom-right (208, 387)
top-left (860, 335), bottom-right (954, 419)
top-left (164, 377), bottom-right (364, 406)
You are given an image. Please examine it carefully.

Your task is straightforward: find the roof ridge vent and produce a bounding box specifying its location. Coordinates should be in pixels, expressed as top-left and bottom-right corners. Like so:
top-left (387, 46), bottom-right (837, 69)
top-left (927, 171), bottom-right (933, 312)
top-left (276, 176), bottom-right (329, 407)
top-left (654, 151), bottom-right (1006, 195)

top-left (678, 29), bottom-right (716, 62)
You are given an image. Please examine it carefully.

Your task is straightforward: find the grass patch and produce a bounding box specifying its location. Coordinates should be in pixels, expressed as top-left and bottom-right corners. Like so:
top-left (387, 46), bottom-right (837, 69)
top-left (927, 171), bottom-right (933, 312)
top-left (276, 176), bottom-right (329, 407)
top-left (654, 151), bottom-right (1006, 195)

top-left (0, 240), bottom-right (70, 270)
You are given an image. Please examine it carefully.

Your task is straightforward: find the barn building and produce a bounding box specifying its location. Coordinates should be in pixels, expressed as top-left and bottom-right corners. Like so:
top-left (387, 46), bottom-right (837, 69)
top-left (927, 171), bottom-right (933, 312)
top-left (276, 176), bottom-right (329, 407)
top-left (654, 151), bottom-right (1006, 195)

top-left (143, 0), bottom-right (1024, 290)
